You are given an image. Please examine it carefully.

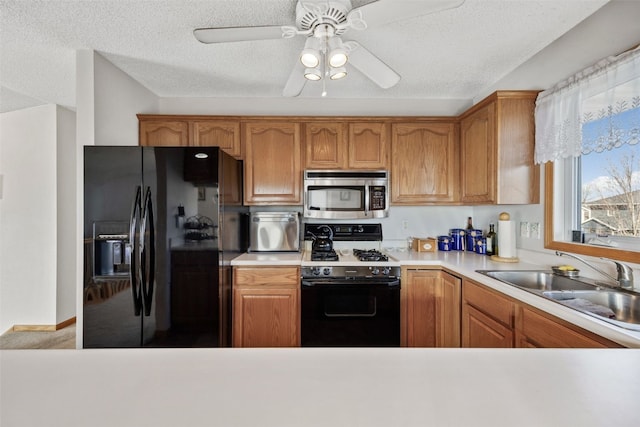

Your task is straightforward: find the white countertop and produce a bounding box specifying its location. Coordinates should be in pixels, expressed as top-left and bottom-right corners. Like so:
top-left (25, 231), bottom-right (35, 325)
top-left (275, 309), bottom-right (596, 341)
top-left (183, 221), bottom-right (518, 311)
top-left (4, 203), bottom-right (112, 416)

top-left (231, 251), bottom-right (303, 265)
top-left (230, 248), bottom-right (640, 347)
top-left (2, 348), bottom-right (639, 427)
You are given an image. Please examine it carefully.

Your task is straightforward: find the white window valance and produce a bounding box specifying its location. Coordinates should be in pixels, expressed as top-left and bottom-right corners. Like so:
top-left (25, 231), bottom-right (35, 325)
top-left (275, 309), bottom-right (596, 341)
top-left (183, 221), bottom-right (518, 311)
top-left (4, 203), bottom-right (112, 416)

top-left (534, 45), bottom-right (640, 164)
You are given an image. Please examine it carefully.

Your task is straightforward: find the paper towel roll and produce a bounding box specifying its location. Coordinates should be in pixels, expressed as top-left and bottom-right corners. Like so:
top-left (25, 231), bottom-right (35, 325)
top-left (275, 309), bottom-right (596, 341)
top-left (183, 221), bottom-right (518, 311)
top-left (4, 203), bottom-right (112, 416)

top-left (498, 220), bottom-right (516, 258)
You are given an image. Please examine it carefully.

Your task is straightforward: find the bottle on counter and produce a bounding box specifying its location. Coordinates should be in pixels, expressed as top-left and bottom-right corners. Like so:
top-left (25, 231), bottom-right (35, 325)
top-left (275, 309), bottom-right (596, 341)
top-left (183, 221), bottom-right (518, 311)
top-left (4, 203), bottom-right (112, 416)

top-left (466, 216), bottom-right (474, 230)
top-left (486, 223), bottom-right (497, 256)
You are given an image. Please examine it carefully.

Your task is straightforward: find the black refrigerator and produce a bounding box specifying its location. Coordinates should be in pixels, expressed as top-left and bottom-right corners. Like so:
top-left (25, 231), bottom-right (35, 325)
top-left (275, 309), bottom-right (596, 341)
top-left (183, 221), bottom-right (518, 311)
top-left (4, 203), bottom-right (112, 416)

top-left (83, 146), bottom-right (247, 348)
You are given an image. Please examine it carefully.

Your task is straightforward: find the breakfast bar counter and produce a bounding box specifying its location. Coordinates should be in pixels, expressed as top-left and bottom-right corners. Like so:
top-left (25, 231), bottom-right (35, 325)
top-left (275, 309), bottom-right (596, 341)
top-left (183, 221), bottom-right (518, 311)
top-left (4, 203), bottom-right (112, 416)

top-left (2, 348), bottom-right (639, 427)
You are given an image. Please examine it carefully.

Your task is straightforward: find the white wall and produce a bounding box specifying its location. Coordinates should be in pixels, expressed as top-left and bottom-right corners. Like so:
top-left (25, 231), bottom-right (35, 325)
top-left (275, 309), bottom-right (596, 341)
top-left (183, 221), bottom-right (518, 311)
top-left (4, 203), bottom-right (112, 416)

top-left (56, 105), bottom-right (77, 325)
top-left (94, 53), bottom-right (158, 146)
top-left (0, 105), bottom-right (58, 332)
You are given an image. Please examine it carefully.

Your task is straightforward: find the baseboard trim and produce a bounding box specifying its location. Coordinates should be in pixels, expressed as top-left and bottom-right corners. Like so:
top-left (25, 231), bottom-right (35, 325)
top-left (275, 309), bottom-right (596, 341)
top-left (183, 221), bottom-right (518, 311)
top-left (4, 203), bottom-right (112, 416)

top-left (12, 317), bottom-right (76, 332)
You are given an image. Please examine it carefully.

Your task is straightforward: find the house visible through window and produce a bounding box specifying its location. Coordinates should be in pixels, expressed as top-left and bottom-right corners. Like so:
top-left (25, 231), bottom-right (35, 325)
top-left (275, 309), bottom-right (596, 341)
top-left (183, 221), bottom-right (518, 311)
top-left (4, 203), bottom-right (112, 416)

top-left (578, 91), bottom-right (639, 248)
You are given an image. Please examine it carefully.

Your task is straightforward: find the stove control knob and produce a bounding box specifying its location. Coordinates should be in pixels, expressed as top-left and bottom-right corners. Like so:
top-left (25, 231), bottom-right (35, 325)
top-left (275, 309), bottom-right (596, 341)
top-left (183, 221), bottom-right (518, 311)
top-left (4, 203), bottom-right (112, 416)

top-left (370, 267), bottom-right (380, 275)
top-left (311, 267), bottom-right (321, 276)
top-left (323, 267), bottom-right (331, 275)
top-left (382, 267), bottom-right (391, 275)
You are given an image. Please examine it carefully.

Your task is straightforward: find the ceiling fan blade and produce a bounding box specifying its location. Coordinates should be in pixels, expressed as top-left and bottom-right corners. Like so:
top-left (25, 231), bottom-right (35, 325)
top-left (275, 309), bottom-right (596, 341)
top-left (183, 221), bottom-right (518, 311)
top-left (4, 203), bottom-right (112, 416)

top-left (282, 60), bottom-right (307, 97)
top-left (193, 26), bottom-right (286, 44)
top-left (346, 42), bottom-right (400, 89)
top-left (350, 0), bottom-right (465, 29)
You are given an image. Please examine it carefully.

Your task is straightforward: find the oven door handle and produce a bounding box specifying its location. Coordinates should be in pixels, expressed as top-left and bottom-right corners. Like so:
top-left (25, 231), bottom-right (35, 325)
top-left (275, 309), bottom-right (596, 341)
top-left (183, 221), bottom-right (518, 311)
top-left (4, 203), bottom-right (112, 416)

top-left (301, 279), bottom-right (400, 287)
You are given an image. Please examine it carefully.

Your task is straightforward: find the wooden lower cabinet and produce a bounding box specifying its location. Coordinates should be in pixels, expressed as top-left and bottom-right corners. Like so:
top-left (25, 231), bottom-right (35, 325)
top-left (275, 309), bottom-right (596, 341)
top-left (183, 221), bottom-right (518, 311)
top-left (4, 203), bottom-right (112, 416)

top-left (232, 266), bottom-right (300, 347)
top-left (462, 280), bottom-right (515, 347)
top-left (462, 279), bottom-right (621, 348)
top-left (404, 268), bottom-right (461, 347)
top-left (516, 305), bottom-right (622, 348)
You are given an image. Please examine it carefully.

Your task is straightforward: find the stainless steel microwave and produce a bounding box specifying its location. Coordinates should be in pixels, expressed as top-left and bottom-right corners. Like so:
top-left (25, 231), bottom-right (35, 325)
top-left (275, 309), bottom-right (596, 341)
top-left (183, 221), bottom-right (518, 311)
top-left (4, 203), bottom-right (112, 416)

top-left (303, 170), bottom-right (389, 219)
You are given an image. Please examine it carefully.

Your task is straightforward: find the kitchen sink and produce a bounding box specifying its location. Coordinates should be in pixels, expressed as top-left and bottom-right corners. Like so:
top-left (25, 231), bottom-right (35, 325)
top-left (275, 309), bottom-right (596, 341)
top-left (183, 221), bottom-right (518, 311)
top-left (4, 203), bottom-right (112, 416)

top-left (543, 290), bottom-right (640, 331)
top-left (477, 270), bottom-right (598, 292)
top-left (476, 270), bottom-right (640, 331)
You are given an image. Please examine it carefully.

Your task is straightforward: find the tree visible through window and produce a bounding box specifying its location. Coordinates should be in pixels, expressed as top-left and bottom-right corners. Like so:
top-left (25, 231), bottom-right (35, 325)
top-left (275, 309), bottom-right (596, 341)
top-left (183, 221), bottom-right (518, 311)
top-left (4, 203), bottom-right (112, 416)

top-left (580, 105), bottom-right (639, 246)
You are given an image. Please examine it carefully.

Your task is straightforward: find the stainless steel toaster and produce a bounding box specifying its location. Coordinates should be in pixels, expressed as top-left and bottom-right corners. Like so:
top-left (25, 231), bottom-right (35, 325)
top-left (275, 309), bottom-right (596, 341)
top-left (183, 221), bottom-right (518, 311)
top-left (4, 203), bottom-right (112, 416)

top-left (248, 212), bottom-right (300, 252)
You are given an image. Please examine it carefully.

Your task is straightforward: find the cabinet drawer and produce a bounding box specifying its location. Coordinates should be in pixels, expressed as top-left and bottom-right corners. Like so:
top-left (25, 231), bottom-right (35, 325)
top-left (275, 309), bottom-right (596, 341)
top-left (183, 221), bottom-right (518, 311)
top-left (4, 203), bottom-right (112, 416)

top-left (463, 280), bottom-right (514, 327)
top-left (234, 267), bottom-right (299, 287)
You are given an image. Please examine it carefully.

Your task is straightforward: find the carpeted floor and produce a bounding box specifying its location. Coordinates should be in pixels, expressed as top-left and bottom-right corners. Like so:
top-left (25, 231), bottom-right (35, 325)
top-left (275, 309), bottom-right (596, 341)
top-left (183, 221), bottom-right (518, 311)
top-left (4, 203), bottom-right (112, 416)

top-left (0, 324), bottom-right (76, 349)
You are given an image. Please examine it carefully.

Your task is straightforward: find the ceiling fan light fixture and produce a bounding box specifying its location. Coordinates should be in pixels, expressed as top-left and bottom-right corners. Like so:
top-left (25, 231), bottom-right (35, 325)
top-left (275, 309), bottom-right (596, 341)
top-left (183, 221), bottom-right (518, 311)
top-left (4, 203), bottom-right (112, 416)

top-left (300, 37), bottom-right (321, 68)
top-left (327, 37), bottom-right (348, 68)
top-left (330, 67), bottom-right (347, 80)
top-left (304, 67), bottom-right (322, 81)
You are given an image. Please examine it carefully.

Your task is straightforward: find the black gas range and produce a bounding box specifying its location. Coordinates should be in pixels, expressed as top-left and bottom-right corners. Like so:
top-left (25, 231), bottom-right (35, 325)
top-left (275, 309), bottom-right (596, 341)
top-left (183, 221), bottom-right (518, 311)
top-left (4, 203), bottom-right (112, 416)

top-left (301, 223), bottom-right (400, 347)
top-left (302, 223), bottom-right (400, 279)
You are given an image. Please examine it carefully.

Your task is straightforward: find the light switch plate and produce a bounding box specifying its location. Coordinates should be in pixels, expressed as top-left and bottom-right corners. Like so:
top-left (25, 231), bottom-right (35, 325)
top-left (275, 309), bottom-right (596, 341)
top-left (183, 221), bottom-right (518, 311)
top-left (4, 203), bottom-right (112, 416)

top-left (520, 221), bottom-right (530, 238)
top-left (530, 222), bottom-right (541, 239)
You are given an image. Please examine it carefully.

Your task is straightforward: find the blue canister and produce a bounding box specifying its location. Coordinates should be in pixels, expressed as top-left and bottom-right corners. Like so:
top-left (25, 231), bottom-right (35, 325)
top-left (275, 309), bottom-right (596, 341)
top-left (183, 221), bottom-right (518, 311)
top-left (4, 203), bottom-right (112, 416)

top-left (437, 235), bottom-right (451, 251)
top-left (466, 229), bottom-right (483, 251)
top-left (449, 229), bottom-right (465, 251)
top-left (475, 237), bottom-right (487, 255)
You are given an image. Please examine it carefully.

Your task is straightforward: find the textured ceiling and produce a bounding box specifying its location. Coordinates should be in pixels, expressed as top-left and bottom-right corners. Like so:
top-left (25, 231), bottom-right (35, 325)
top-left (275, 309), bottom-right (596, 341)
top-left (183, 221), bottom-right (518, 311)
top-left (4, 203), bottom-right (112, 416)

top-left (0, 0), bottom-right (610, 112)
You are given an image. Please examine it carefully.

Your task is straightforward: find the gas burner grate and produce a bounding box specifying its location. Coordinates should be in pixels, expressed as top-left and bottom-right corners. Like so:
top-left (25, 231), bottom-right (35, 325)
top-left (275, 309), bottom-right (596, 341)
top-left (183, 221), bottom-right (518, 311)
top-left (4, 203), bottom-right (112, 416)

top-left (311, 250), bottom-right (339, 262)
top-left (353, 249), bottom-right (388, 262)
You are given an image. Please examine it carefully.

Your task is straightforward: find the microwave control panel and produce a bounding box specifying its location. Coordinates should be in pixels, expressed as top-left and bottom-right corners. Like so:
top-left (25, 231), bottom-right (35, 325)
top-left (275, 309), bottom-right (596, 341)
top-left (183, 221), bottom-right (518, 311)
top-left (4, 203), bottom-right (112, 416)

top-left (369, 186), bottom-right (386, 210)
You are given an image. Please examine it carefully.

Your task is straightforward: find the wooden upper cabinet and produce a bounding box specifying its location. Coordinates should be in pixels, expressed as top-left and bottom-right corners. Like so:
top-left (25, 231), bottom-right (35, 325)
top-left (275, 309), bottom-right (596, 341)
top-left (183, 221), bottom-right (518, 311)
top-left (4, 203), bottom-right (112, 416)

top-left (243, 121), bottom-right (302, 205)
top-left (139, 120), bottom-right (189, 146)
top-left (347, 122), bottom-right (389, 169)
top-left (391, 122), bottom-right (459, 204)
top-left (303, 121), bottom-right (388, 170)
top-left (304, 122), bottom-right (347, 169)
top-left (192, 120), bottom-right (241, 158)
top-left (459, 91), bottom-right (540, 204)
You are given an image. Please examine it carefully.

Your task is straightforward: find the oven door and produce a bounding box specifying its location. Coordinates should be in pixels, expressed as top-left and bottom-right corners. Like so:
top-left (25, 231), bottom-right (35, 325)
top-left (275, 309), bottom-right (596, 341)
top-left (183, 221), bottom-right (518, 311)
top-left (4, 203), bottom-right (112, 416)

top-left (301, 279), bottom-right (400, 347)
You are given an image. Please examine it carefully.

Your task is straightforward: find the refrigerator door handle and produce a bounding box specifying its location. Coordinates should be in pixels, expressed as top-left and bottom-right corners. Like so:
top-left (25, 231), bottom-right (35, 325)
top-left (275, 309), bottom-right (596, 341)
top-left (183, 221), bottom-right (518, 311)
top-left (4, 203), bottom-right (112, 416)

top-left (129, 186), bottom-right (143, 316)
top-left (141, 186), bottom-right (156, 317)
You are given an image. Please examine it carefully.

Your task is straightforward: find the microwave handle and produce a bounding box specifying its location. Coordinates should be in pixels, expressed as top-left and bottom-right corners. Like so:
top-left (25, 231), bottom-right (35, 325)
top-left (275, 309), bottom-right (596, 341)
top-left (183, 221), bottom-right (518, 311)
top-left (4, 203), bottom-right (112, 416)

top-left (364, 185), bottom-right (370, 217)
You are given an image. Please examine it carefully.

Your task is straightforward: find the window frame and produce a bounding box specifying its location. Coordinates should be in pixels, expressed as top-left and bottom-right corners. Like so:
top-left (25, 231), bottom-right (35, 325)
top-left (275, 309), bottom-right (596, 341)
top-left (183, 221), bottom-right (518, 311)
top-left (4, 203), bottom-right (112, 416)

top-left (544, 162), bottom-right (639, 263)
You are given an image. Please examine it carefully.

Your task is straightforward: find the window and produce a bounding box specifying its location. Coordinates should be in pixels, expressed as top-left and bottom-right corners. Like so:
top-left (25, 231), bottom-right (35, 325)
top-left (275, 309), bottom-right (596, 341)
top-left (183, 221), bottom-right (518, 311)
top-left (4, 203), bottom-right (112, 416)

top-left (539, 46), bottom-right (639, 264)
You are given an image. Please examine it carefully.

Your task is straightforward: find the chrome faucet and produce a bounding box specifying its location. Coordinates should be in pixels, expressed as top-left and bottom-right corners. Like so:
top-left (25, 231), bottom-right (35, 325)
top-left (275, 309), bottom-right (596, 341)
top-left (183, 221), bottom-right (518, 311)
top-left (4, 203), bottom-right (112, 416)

top-left (555, 251), bottom-right (635, 289)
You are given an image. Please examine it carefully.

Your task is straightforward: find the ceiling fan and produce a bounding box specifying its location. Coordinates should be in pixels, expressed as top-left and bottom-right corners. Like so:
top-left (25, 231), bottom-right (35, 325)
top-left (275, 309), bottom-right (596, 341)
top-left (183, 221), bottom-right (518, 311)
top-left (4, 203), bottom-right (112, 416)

top-left (193, 0), bottom-right (465, 97)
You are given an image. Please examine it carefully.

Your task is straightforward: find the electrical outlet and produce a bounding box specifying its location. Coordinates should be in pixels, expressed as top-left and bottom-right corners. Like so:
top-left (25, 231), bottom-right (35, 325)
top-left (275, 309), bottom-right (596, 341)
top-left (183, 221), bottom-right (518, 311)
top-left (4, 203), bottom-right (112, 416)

top-left (530, 222), bottom-right (541, 239)
top-left (402, 220), bottom-right (409, 230)
top-left (520, 221), bottom-right (530, 238)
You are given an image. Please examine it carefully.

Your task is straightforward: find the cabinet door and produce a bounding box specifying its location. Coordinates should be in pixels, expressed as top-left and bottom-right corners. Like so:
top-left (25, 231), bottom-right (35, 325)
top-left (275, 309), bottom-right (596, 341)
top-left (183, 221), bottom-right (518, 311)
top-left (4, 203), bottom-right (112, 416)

top-left (192, 120), bottom-right (241, 158)
top-left (462, 304), bottom-right (513, 348)
top-left (405, 270), bottom-right (461, 347)
top-left (304, 122), bottom-right (347, 169)
top-left (391, 123), bottom-right (458, 204)
top-left (462, 280), bottom-right (514, 348)
top-left (233, 288), bottom-right (299, 347)
top-left (243, 122), bottom-right (302, 205)
top-left (406, 270), bottom-right (438, 347)
top-left (439, 272), bottom-right (462, 347)
top-left (348, 122), bottom-right (389, 169)
top-left (460, 102), bottom-right (496, 203)
top-left (517, 306), bottom-right (619, 348)
top-left (140, 120), bottom-right (189, 146)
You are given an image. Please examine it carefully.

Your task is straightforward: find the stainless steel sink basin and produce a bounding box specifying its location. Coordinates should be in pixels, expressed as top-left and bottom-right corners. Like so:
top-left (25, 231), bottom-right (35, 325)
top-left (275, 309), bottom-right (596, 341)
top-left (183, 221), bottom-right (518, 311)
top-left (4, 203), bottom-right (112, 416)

top-left (476, 269), bottom-right (640, 331)
top-left (477, 270), bottom-right (598, 292)
top-left (543, 290), bottom-right (640, 331)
